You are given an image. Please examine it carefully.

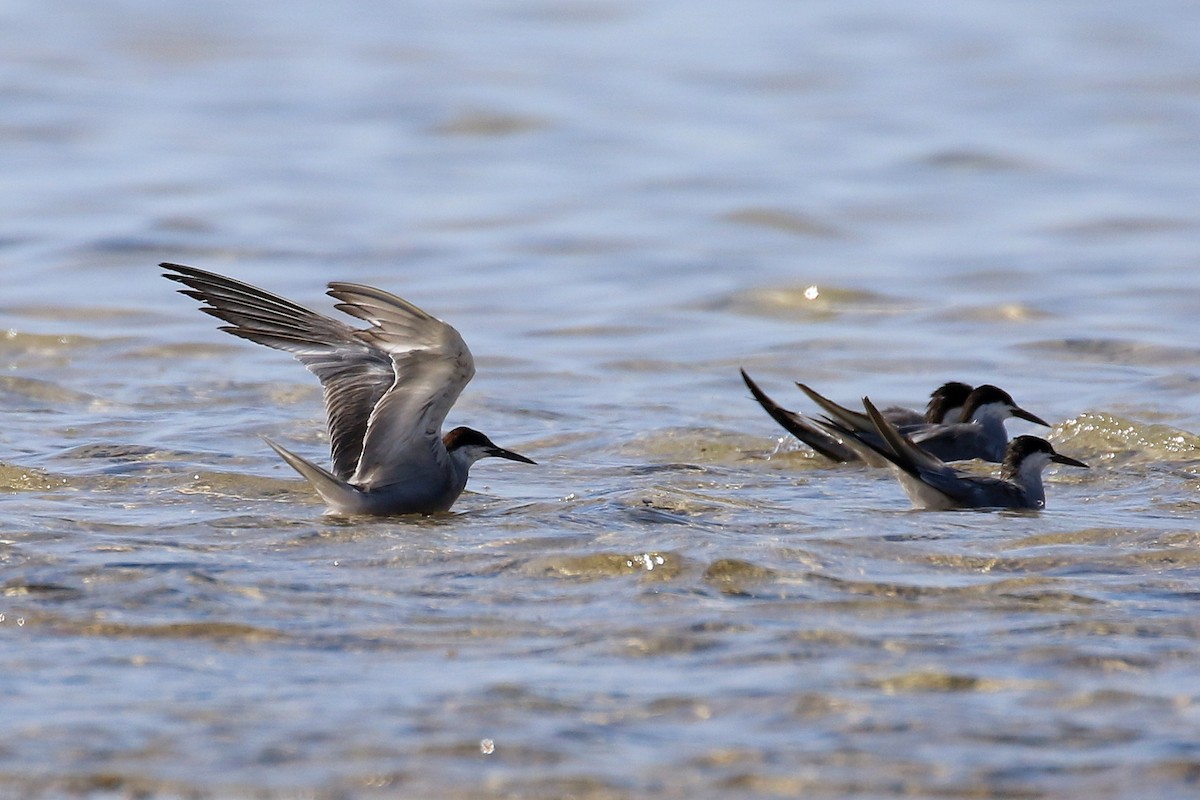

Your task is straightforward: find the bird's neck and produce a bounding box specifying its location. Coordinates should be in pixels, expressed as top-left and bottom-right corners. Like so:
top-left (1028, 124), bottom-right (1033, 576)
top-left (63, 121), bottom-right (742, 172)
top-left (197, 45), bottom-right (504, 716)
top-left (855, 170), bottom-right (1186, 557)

top-left (968, 404), bottom-right (1008, 435)
top-left (1005, 457), bottom-right (1047, 508)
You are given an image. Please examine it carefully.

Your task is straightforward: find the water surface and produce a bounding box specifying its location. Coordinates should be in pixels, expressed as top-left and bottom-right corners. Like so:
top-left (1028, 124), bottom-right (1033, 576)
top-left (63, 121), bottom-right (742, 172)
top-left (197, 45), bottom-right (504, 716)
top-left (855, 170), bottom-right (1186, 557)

top-left (3, 1), bottom-right (1200, 797)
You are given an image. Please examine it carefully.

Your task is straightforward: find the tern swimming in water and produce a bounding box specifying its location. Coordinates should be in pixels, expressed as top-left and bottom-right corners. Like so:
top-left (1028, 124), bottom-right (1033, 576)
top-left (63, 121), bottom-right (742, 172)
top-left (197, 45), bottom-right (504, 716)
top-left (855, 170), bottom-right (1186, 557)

top-left (798, 382), bottom-right (1050, 464)
top-left (163, 263), bottom-right (535, 515)
top-left (741, 371), bottom-right (977, 465)
top-left (848, 396), bottom-right (1088, 510)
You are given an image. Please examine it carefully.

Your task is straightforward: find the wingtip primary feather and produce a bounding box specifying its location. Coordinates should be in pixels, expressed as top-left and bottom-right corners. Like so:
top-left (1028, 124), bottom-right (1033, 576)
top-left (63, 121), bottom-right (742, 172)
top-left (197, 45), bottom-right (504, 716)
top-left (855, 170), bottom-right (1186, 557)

top-left (797, 383), bottom-right (873, 431)
top-left (861, 396), bottom-right (928, 476)
top-left (740, 369), bottom-right (858, 463)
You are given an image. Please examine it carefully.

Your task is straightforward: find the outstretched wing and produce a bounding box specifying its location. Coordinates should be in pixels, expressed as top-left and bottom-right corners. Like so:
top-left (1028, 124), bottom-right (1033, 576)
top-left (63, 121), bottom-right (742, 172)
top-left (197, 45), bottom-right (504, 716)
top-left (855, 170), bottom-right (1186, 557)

top-left (162, 263), bottom-right (396, 480)
top-left (326, 282), bottom-right (475, 487)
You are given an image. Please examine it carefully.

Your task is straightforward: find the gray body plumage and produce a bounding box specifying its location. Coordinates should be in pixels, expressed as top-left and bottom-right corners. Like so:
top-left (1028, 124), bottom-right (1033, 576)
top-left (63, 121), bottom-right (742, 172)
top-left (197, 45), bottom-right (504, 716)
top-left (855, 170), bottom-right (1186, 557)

top-left (164, 263), bottom-right (534, 515)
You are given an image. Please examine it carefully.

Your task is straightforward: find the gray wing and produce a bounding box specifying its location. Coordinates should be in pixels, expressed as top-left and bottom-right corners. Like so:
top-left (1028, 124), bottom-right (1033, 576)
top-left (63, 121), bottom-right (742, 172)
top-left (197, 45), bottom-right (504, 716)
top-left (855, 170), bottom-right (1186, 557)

top-left (856, 397), bottom-right (963, 507)
top-left (798, 384), bottom-right (1001, 463)
top-left (327, 282), bottom-right (474, 487)
top-left (163, 263), bottom-right (395, 480)
top-left (861, 397), bottom-right (951, 473)
top-left (795, 384), bottom-right (932, 436)
top-left (882, 406), bottom-right (926, 427)
top-left (911, 470), bottom-right (1032, 509)
top-left (797, 383), bottom-right (876, 433)
top-left (908, 423), bottom-right (1003, 462)
top-left (861, 398), bottom-right (1036, 509)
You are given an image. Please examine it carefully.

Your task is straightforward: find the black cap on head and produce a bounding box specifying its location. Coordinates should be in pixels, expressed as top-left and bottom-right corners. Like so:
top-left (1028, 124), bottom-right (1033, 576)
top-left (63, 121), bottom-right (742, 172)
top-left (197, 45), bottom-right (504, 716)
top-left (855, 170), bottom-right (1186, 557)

top-left (960, 385), bottom-right (1050, 427)
top-left (443, 426), bottom-right (536, 464)
top-left (1003, 435), bottom-right (1088, 476)
top-left (960, 385), bottom-right (1015, 418)
top-left (925, 381), bottom-right (974, 423)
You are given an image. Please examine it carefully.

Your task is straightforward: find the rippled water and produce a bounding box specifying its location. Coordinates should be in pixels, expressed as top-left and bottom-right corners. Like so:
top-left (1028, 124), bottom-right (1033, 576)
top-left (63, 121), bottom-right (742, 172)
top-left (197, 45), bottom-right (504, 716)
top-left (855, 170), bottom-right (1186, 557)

top-left (4, 1), bottom-right (1200, 797)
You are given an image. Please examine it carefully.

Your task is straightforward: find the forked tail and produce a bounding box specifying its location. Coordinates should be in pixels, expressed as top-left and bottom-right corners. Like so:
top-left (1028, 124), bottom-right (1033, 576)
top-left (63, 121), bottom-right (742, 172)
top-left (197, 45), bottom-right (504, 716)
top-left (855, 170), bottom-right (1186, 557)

top-left (262, 437), bottom-right (364, 513)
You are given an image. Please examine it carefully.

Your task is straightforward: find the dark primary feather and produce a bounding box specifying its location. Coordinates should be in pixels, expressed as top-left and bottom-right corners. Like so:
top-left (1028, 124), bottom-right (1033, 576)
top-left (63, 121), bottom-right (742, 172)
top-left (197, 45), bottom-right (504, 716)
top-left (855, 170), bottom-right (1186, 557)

top-left (739, 369), bottom-right (864, 463)
top-left (799, 381), bottom-right (1046, 464)
top-left (162, 263), bottom-right (395, 480)
top-left (741, 373), bottom-right (978, 466)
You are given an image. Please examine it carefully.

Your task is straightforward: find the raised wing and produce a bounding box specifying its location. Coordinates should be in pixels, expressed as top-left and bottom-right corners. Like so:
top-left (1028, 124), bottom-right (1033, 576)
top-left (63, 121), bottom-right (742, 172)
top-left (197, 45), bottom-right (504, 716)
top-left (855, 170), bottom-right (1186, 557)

top-left (162, 263), bottom-right (395, 480)
top-left (326, 282), bottom-right (475, 487)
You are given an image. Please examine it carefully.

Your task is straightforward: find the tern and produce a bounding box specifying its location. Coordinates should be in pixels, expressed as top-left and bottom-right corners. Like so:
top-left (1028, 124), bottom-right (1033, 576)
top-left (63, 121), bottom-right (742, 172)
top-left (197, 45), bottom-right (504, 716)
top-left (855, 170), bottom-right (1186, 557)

top-left (851, 396), bottom-right (1088, 510)
top-left (740, 370), bottom-right (973, 465)
top-left (798, 382), bottom-right (1049, 464)
top-left (163, 263), bottom-right (535, 515)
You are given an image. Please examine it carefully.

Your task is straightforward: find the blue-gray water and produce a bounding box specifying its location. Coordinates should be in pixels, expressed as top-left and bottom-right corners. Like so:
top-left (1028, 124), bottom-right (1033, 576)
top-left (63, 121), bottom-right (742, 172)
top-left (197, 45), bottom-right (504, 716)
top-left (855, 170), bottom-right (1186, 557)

top-left (3, 1), bottom-right (1200, 797)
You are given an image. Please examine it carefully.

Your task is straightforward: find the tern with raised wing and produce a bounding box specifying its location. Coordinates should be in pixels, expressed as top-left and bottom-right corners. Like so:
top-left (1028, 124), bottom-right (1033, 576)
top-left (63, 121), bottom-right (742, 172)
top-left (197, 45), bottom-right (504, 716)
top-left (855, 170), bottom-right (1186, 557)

top-left (853, 396), bottom-right (1088, 510)
top-left (163, 263), bottom-right (535, 515)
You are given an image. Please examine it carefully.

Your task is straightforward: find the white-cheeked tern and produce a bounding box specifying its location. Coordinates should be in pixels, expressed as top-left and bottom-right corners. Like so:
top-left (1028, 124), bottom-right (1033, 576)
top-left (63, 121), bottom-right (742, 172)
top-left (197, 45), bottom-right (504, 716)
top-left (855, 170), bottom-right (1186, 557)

top-left (852, 396), bottom-right (1088, 510)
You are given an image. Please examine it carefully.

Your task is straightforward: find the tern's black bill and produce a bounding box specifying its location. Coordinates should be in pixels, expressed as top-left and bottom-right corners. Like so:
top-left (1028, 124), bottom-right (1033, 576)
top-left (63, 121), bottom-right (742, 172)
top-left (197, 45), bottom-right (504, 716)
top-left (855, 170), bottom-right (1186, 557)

top-left (1012, 407), bottom-right (1051, 427)
top-left (490, 447), bottom-right (536, 465)
top-left (1051, 453), bottom-right (1088, 469)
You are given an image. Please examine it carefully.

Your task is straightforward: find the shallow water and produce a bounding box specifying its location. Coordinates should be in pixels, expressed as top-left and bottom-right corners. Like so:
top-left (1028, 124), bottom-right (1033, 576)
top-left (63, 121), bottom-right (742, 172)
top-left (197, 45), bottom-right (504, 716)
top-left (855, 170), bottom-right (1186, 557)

top-left (4, 1), bottom-right (1200, 797)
